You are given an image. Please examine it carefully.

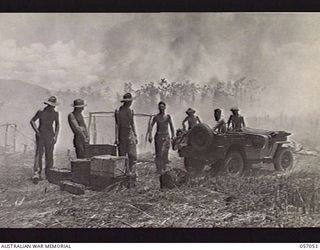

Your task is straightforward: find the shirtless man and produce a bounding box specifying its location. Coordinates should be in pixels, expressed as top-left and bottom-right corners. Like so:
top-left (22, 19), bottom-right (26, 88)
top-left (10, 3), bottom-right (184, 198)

top-left (227, 107), bottom-right (246, 132)
top-left (213, 108), bottom-right (227, 134)
top-left (148, 101), bottom-right (175, 175)
top-left (182, 108), bottom-right (201, 131)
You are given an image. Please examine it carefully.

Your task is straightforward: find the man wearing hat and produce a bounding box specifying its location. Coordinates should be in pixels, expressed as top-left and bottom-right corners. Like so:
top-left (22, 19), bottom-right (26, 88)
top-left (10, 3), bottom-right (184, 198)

top-left (227, 107), bottom-right (246, 132)
top-left (68, 99), bottom-right (89, 159)
top-left (30, 96), bottom-right (60, 183)
top-left (182, 108), bottom-right (201, 131)
top-left (114, 93), bottom-right (138, 172)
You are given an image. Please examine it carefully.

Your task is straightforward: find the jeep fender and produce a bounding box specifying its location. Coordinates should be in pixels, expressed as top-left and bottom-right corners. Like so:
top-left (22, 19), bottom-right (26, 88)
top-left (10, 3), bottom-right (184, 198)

top-left (270, 141), bottom-right (291, 158)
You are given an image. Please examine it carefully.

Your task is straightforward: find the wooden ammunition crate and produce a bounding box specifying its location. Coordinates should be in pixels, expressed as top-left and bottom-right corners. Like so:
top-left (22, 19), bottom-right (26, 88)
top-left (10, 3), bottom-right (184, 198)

top-left (91, 155), bottom-right (127, 178)
top-left (90, 175), bottom-right (114, 191)
top-left (60, 180), bottom-right (85, 195)
top-left (71, 159), bottom-right (91, 186)
top-left (47, 168), bottom-right (71, 185)
top-left (84, 144), bottom-right (117, 158)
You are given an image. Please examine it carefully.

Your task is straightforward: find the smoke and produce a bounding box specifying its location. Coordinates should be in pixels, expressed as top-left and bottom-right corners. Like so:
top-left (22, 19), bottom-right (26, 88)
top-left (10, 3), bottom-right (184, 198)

top-left (99, 13), bottom-right (320, 116)
top-left (1, 12), bottom-right (320, 139)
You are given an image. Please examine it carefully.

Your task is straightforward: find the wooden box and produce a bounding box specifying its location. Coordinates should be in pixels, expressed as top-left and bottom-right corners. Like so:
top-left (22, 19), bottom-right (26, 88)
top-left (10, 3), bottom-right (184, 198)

top-left (60, 180), bottom-right (85, 195)
top-left (90, 155), bottom-right (127, 178)
top-left (71, 159), bottom-right (91, 186)
top-left (84, 144), bottom-right (117, 158)
top-left (47, 168), bottom-right (71, 185)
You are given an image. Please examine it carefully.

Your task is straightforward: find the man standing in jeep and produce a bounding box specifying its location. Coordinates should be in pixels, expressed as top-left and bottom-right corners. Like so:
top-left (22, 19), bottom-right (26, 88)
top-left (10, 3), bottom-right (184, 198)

top-left (68, 99), bottom-right (89, 159)
top-left (227, 107), bottom-right (246, 131)
top-left (213, 108), bottom-right (227, 134)
top-left (30, 96), bottom-right (60, 183)
top-left (182, 108), bottom-right (201, 131)
top-left (148, 101), bottom-right (175, 175)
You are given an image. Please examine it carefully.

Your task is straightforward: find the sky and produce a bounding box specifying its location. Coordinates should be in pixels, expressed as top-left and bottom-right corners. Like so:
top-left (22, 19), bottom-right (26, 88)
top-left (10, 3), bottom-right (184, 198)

top-left (0, 13), bottom-right (320, 114)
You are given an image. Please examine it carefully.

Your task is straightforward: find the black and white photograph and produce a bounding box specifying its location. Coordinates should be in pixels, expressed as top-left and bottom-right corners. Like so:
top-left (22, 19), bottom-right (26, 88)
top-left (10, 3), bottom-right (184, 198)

top-left (0, 13), bottom-right (319, 230)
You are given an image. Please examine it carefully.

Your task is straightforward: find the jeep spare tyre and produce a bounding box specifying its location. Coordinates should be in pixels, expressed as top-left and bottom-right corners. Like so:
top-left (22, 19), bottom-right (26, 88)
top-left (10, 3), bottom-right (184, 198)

top-left (188, 123), bottom-right (213, 152)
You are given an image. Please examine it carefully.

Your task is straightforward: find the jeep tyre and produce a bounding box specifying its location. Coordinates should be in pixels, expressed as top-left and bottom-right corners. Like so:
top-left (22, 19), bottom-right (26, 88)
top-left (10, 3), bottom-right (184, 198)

top-left (209, 159), bottom-right (224, 177)
top-left (273, 147), bottom-right (294, 172)
top-left (223, 151), bottom-right (245, 177)
top-left (188, 123), bottom-right (213, 152)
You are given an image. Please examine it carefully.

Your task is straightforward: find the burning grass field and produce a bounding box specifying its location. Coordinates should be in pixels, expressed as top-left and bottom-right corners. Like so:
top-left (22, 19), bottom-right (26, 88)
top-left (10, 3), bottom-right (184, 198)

top-left (0, 150), bottom-right (320, 228)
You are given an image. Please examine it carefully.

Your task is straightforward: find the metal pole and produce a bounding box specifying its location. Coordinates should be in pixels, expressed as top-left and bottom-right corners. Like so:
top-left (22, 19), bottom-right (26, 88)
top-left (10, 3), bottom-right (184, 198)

top-left (4, 123), bottom-right (8, 152)
top-left (93, 116), bottom-right (97, 144)
top-left (88, 113), bottom-right (92, 144)
top-left (13, 124), bottom-right (17, 152)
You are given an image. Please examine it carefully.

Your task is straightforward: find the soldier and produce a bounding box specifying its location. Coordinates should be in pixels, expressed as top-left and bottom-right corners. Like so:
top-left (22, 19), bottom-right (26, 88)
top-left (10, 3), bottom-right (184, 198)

top-left (114, 93), bottom-right (138, 172)
top-left (68, 99), bottom-right (89, 159)
top-left (227, 107), bottom-right (246, 131)
top-left (148, 101), bottom-right (175, 175)
top-left (30, 96), bottom-right (60, 184)
top-left (182, 108), bottom-right (201, 131)
top-left (213, 108), bottom-right (227, 134)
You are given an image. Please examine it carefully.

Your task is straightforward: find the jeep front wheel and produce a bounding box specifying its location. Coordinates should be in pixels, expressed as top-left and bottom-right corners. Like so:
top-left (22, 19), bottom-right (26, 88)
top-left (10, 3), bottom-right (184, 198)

top-left (273, 147), bottom-right (294, 172)
top-left (223, 151), bottom-right (245, 177)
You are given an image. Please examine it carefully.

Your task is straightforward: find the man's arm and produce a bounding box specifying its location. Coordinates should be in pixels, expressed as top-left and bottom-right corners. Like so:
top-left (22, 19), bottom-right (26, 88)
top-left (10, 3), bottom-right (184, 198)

top-left (30, 110), bottom-right (40, 135)
top-left (53, 112), bottom-right (60, 144)
top-left (168, 115), bottom-right (175, 139)
top-left (130, 109), bottom-right (138, 144)
top-left (148, 116), bottom-right (156, 143)
top-left (182, 117), bottom-right (188, 130)
top-left (83, 120), bottom-right (90, 143)
top-left (213, 122), bottom-right (219, 132)
top-left (197, 116), bottom-right (201, 124)
top-left (68, 113), bottom-right (86, 138)
top-left (131, 109), bottom-right (137, 136)
top-left (227, 115), bottom-right (232, 128)
top-left (241, 116), bottom-right (246, 127)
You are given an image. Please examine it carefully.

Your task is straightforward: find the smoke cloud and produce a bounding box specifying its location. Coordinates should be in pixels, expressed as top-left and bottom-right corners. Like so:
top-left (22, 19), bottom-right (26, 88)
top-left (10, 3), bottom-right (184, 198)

top-left (0, 13), bottom-right (320, 116)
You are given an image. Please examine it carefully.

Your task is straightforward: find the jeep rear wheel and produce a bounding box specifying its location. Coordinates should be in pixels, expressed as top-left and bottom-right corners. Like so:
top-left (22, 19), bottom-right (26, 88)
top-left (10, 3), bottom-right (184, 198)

top-left (223, 151), bottom-right (245, 177)
top-left (274, 147), bottom-right (294, 172)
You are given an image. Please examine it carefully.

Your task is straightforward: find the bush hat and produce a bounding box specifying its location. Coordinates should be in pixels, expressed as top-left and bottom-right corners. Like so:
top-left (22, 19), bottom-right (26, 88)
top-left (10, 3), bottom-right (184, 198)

top-left (121, 93), bottom-right (133, 102)
top-left (72, 99), bottom-right (87, 108)
top-left (44, 96), bottom-right (59, 106)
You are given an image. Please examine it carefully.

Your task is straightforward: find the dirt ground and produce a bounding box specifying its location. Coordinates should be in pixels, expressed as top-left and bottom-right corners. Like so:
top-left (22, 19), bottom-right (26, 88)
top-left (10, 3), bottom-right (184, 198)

top-left (1, 150), bottom-right (320, 228)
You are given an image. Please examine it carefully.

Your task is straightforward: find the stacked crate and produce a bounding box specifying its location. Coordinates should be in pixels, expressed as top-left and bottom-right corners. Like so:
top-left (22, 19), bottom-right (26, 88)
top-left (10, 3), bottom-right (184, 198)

top-left (84, 144), bottom-right (117, 158)
top-left (71, 159), bottom-right (91, 186)
top-left (47, 168), bottom-right (71, 185)
top-left (90, 155), bottom-right (127, 190)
